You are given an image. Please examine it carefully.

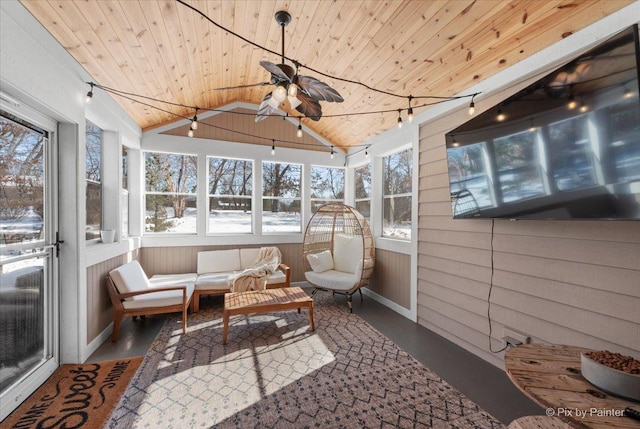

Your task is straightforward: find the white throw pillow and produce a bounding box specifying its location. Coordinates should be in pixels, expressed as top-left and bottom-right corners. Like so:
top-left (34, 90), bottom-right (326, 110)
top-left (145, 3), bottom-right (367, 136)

top-left (333, 234), bottom-right (362, 274)
top-left (307, 250), bottom-right (334, 273)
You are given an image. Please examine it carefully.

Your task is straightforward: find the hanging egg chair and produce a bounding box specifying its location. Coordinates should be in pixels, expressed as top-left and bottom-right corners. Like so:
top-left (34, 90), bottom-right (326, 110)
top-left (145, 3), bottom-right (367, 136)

top-left (302, 203), bottom-right (375, 312)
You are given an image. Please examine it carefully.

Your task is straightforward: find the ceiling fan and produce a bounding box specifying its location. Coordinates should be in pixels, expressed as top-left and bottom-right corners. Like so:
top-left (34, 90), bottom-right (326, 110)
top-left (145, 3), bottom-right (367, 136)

top-left (255, 10), bottom-right (344, 122)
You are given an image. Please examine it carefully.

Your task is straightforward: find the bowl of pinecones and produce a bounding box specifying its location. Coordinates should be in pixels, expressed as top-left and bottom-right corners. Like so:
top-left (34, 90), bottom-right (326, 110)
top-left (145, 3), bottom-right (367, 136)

top-left (581, 350), bottom-right (640, 401)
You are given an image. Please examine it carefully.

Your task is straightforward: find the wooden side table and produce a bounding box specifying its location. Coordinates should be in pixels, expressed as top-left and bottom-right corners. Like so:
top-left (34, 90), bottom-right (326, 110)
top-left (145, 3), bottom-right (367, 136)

top-left (222, 286), bottom-right (314, 344)
top-left (505, 344), bottom-right (640, 429)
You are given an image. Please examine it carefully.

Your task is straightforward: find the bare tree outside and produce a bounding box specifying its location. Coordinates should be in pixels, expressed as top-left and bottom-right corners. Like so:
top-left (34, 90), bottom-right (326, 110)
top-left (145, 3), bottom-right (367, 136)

top-left (262, 161), bottom-right (301, 232)
top-left (145, 152), bottom-right (197, 233)
top-left (310, 166), bottom-right (344, 212)
top-left (0, 114), bottom-right (45, 245)
top-left (383, 148), bottom-right (412, 239)
top-left (208, 157), bottom-right (253, 233)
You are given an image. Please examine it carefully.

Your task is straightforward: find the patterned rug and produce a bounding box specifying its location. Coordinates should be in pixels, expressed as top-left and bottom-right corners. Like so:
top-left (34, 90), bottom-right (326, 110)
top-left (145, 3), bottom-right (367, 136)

top-left (106, 292), bottom-right (505, 428)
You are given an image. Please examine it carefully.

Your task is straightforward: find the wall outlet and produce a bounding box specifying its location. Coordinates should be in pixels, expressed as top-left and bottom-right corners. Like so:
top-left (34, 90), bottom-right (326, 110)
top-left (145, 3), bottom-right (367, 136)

top-left (502, 327), bottom-right (531, 348)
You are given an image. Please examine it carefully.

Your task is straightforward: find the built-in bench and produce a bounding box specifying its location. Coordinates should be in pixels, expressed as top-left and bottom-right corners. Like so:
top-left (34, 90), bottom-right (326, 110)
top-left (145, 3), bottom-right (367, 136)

top-left (193, 248), bottom-right (290, 312)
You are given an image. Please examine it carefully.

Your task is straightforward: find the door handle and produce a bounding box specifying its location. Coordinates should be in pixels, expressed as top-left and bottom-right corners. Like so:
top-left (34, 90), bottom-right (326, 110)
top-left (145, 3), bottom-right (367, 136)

top-left (54, 232), bottom-right (65, 257)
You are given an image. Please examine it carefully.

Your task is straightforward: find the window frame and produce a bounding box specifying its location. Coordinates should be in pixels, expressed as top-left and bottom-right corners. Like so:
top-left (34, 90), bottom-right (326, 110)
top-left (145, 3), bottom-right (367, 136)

top-left (354, 163), bottom-right (372, 221)
top-left (310, 165), bottom-right (345, 213)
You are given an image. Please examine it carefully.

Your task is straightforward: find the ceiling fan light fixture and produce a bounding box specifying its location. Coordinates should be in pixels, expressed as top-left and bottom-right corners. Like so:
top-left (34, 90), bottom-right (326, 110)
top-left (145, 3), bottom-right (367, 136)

top-left (273, 84), bottom-right (287, 103)
top-left (266, 94), bottom-right (281, 109)
top-left (288, 95), bottom-right (302, 109)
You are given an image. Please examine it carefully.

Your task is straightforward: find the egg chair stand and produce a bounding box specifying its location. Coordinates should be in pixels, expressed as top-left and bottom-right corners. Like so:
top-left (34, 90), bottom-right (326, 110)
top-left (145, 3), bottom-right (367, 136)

top-left (302, 203), bottom-right (375, 312)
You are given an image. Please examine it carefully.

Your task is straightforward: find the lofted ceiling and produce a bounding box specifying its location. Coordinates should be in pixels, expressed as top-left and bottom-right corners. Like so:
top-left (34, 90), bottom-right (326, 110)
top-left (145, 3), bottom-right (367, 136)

top-left (20, 0), bottom-right (633, 152)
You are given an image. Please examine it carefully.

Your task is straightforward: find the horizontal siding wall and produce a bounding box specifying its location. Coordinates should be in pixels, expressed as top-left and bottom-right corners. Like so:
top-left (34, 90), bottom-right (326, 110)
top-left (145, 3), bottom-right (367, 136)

top-left (140, 243), bottom-right (305, 282)
top-left (418, 124), bottom-right (640, 368)
top-left (368, 249), bottom-right (411, 310)
top-left (86, 250), bottom-right (139, 343)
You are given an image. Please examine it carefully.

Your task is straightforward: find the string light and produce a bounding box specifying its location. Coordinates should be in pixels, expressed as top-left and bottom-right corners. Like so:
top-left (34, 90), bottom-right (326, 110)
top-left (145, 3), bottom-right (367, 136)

top-left (468, 94), bottom-right (476, 115)
top-left (567, 93), bottom-right (577, 110)
top-left (579, 100), bottom-right (588, 113)
top-left (496, 109), bottom-right (506, 122)
top-left (529, 119), bottom-right (536, 132)
top-left (271, 140), bottom-right (275, 156)
top-left (187, 126), bottom-right (194, 138)
top-left (624, 87), bottom-right (633, 99)
top-left (330, 146), bottom-right (334, 159)
top-left (407, 96), bottom-right (414, 123)
top-left (297, 117), bottom-right (303, 138)
top-left (397, 109), bottom-right (403, 129)
top-left (191, 108), bottom-right (199, 130)
top-left (85, 83), bottom-right (94, 103)
top-left (451, 135), bottom-right (459, 147)
top-left (365, 146), bottom-right (369, 158)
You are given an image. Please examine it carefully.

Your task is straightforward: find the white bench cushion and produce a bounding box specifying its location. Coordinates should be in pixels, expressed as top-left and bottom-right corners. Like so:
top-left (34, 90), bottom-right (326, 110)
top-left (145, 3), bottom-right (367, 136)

top-left (239, 248), bottom-right (260, 269)
top-left (197, 249), bottom-right (241, 274)
top-left (123, 280), bottom-right (195, 310)
top-left (305, 270), bottom-right (358, 292)
top-left (195, 272), bottom-right (232, 291)
top-left (109, 260), bottom-right (150, 295)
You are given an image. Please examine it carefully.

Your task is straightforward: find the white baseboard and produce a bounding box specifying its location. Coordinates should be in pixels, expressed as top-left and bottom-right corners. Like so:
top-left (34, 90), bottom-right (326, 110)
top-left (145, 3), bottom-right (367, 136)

top-left (361, 288), bottom-right (413, 320)
top-left (84, 323), bottom-right (113, 362)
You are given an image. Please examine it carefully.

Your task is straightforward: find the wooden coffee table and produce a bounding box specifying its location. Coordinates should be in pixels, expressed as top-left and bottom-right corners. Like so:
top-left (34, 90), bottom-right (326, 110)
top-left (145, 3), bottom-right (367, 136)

top-left (222, 286), bottom-right (314, 344)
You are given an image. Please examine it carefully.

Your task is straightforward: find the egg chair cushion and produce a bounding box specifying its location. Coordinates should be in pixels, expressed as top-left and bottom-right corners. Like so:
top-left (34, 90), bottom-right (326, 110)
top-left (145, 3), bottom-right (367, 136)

top-left (305, 269), bottom-right (359, 292)
top-left (306, 250), bottom-right (334, 273)
top-left (333, 234), bottom-right (362, 274)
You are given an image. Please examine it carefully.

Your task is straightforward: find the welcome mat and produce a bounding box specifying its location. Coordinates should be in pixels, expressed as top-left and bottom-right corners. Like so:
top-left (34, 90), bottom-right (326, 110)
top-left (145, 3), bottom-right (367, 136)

top-left (2, 357), bottom-right (142, 429)
top-left (107, 293), bottom-right (504, 428)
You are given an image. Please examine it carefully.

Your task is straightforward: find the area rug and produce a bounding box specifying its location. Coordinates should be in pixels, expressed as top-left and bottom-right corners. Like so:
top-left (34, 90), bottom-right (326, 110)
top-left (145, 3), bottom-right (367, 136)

top-left (106, 293), bottom-right (505, 428)
top-left (2, 357), bottom-right (142, 428)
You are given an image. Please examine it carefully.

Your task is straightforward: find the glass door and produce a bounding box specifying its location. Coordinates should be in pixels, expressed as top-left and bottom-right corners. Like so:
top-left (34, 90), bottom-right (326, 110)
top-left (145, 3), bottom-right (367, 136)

top-left (0, 107), bottom-right (58, 420)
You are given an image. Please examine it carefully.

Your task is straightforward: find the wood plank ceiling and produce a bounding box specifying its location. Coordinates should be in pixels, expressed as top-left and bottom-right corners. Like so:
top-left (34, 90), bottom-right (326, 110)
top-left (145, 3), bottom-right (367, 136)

top-left (20, 0), bottom-right (634, 152)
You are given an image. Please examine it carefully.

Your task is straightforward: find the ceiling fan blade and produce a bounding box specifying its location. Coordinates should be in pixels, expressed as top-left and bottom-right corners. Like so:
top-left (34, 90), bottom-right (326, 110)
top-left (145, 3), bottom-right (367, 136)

top-left (298, 75), bottom-right (344, 102)
top-left (256, 93), bottom-right (279, 122)
top-left (295, 92), bottom-right (322, 121)
top-left (260, 61), bottom-right (291, 82)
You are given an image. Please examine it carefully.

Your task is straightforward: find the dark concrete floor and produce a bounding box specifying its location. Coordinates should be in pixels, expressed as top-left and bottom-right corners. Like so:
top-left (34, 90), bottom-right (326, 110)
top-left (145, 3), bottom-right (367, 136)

top-left (89, 286), bottom-right (542, 425)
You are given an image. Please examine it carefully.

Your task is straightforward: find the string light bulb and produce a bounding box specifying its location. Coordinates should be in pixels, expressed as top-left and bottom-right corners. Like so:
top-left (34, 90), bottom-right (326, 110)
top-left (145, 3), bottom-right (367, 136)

top-left (397, 110), bottom-right (403, 129)
top-left (330, 146), bottom-right (334, 159)
top-left (297, 118), bottom-right (303, 138)
top-left (271, 140), bottom-right (275, 156)
top-left (567, 94), bottom-right (577, 110)
top-left (407, 96), bottom-right (414, 123)
top-left (191, 109), bottom-right (198, 130)
top-left (451, 135), bottom-right (459, 147)
top-left (529, 119), bottom-right (536, 132)
top-left (468, 95), bottom-right (476, 115)
top-left (365, 147), bottom-right (369, 158)
top-left (579, 101), bottom-right (588, 113)
top-left (624, 87), bottom-right (633, 99)
top-left (496, 109), bottom-right (506, 122)
top-left (85, 83), bottom-right (94, 103)
top-left (187, 126), bottom-right (194, 138)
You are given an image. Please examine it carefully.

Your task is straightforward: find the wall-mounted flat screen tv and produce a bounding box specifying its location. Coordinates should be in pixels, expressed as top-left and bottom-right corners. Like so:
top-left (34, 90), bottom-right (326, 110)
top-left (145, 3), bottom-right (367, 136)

top-left (445, 25), bottom-right (640, 220)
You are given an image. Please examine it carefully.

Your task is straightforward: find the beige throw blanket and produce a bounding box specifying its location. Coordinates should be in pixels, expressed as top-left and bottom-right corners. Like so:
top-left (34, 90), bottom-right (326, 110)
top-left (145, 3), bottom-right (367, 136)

top-left (229, 247), bottom-right (282, 292)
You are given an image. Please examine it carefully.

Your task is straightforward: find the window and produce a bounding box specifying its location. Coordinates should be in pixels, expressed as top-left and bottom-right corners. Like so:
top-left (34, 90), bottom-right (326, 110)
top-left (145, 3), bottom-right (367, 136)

top-left (144, 152), bottom-right (197, 234)
top-left (262, 161), bottom-right (301, 233)
top-left (208, 157), bottom-right (253, 234)
top-left (382, 149), bottom-right (412, 239)
top-left (310, 166), bottom-right (344, 212)
top-left (85, 119), bottom-right (102, 240)
top-left (354, 163), bottom-right (371, 220)
top-left (121, 146), bottom-right (129, 238)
